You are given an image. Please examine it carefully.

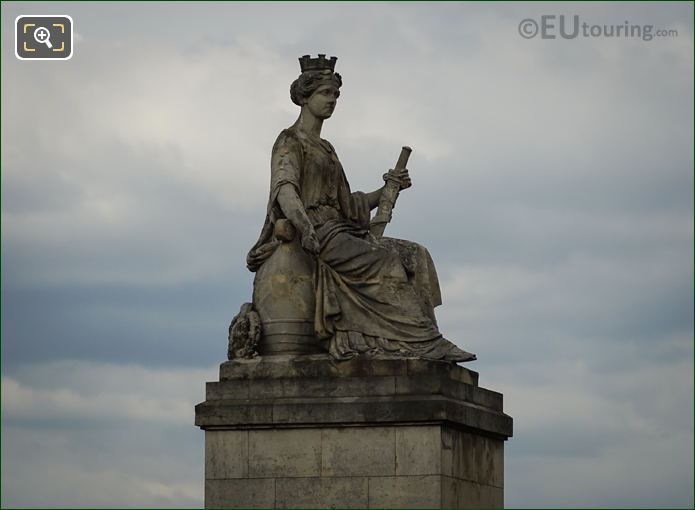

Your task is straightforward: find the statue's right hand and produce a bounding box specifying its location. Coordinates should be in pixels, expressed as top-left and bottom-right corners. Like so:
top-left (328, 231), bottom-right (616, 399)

top-left (301, 230), bottom-right (321, 256)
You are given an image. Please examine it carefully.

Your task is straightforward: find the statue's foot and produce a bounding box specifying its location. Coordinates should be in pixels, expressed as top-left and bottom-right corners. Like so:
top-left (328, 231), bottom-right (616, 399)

top-left (443, 343), bottom-right (477, 362)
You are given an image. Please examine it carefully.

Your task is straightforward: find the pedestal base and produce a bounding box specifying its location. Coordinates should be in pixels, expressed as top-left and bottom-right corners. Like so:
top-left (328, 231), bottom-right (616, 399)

top-left (195, 355), bottom-right (512, 509)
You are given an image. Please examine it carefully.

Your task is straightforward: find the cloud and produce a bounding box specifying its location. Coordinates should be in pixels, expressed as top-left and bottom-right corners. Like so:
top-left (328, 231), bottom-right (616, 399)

top-left (438, 240), bottom-right (692, 353)
top-left (0, 280), bottom-right (249, 367)
top-left (487, 357), bottom-right (694, 507)
top-left (2, 423), bottom-right (203, 508)
top-left (2, 360), bottom-right (215, 507)
top-left (2, 36), bottom-right (290, 287)
top-left (2, 2), bottom-right (692, 289)
top-left (2, 360), bottom-right (215, 424)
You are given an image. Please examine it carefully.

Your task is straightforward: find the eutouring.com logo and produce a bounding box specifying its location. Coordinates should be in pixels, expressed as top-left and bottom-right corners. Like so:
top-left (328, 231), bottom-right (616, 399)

top-left (519, 15), bottom-right (678, 41)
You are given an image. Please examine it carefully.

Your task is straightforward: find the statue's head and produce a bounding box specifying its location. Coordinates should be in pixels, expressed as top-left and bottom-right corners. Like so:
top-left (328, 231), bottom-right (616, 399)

top-left (290, 54), bottom-right (342, 117)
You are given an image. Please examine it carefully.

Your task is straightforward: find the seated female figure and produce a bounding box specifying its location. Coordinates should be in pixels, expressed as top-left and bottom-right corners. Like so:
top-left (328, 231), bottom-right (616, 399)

top-left (247, 55), bottom-right (475, 363)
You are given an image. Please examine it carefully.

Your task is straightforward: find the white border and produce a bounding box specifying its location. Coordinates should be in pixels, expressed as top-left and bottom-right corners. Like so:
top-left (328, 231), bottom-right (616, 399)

top-left (15, 15), bottom-right (74, 60)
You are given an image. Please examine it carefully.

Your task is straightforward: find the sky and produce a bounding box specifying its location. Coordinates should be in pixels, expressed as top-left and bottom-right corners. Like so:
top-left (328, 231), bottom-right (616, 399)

top-left (1, 1), bottom-right (693, 507)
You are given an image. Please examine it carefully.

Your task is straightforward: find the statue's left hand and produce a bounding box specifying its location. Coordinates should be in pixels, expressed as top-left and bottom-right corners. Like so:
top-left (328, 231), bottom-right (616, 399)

top-left (385, 168), bottom-right (412, 190)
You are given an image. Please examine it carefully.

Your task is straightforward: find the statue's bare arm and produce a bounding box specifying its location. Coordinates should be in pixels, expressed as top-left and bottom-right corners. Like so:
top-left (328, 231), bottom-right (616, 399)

top-left (277, 184), bottom-right (321, 256)
top-left (366, 186), bottom-right (386, 210)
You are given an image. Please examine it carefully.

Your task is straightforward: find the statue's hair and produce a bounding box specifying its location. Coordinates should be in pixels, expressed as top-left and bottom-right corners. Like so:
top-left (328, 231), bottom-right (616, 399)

top-left (290, 71), bottom-right (342, 106)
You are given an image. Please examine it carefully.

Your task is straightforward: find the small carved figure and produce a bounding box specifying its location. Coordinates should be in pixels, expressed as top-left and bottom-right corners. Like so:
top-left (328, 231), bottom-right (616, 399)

top-left (227, 302), bottom-right (261, 360)
top-left (245, 54), bottom-right (475, 363)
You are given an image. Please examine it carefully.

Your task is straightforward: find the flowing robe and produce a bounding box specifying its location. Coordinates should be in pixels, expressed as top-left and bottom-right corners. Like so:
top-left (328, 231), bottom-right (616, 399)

top-left (248, 126), bottom-right (470, 361)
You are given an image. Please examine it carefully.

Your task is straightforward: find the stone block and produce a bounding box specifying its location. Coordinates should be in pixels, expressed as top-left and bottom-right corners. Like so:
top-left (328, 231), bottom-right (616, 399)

top-left (249, 428), bottom-right (321, 477)
top-left (394, 374), bottom-right (443, 395)
top-left (249, 376), bottom-right (396, 399)
top-left (395, 426), bottom-right (441, 476)
top-left (275, 477), bottom-right (369, 508)
top-left (368, 475), bottom-right (441, 508)
top-left (322, 427), bottom-right (395, 477)
top-left (444, 400), bottom-right (513, 438)
top-left (199, 357), bottom-right (511, 508)
top-left (205, 430), bottom-right (248, 479)
top-left (272, 396), bottom-right (447, 425)
top-left (220, 355), bottom-right (413, 381)
top-left (404, 360), bottom-right (478, 386)
top-left (206, 380), bottom-right (249, 400)
top-left (441, 382), bottom-right (503, 412)
top-left (195, 400), bottom-right (273, 427)
top-left (441, 475), bottom-right (459, 508)
top-left (476, 482), bottom-right (504, 508)
top-left (205, 478), bottom-right (274, 509)
top-left (448, 366), bottom-right (479, 386)
top-left (198, 393), bottom-right (511, 439)
top-left (441, 477), bottom-right (503, 508)
top-left (441, 427), bottom-right (503, 488)
top-left (334, 358), bottom-right (408, 378)
top-left (406, 359), bottom-right (451, 378)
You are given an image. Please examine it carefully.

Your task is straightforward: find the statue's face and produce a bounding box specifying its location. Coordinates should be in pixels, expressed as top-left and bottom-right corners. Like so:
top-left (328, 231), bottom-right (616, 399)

top-left (305, 84), bottom-right (339, 119)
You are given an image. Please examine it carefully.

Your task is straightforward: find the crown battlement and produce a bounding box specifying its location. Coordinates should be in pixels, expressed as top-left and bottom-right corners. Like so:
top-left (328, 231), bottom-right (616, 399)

top-left (299, 54), bottom-right (337, 73)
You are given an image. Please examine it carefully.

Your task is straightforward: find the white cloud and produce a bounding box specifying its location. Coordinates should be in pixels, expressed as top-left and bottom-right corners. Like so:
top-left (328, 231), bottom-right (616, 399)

top-left (2, 361), bottom-right (216, 424)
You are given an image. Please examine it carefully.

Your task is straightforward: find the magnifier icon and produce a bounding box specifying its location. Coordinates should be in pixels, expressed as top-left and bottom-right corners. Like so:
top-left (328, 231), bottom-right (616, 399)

top-left (34, 26), bottom-right (53, 48)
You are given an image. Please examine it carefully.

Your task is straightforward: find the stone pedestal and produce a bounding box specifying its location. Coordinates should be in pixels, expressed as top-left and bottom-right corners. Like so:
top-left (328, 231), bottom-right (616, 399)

top-left (195, 355), bottom-right (513, 509)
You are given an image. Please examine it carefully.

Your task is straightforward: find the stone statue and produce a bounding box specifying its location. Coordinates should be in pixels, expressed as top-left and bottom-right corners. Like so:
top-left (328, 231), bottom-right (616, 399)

top-left (231, 54), bottom-right (475, 363)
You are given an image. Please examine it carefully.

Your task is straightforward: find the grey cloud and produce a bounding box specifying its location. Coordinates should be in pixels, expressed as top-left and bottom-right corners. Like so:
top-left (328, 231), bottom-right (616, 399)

top-left (487, 356), bottom-right (693, 507)
top-left (1, 280), bottom-right (250, 367)
top-left (2, 421), bottom-right (203, 507)
top-left (1, 361), bottom-right (213, 507)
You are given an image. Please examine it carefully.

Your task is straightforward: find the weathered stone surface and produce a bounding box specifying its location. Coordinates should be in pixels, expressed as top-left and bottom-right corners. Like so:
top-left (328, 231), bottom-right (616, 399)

top-left (396, 426), bottom-right (441, 476)
top-left (246, 375), bottom-right (396, 399)
top-left (205, 430), bottom-right (247, 479)
top-left (271, 396), bottom-right (448, 427)
top-left (197, 392), bottom-right (512, 439)
top-left (218, 355), bottom-right (477, 383)
top-left (199, 425), bottom-right (507, 508)
top-left (442, 427), bottom-right (504, 488)
top-left (197, 358), bottom-right (511, 508)
top-left (406, 359), bottom-right (475, 383)
top-left (470, 481), bottom-right (504, 509)
top-left (219, 355), bottom-right (418, 381)
top-left (227, 302), bottom-right (261, 359)
top-left (275, 477), bottom-right (368, 508)
top-left (441, 474), bottom-right (459, 508)
top-left (205, 478), bottom-right (274, 509)
top-left (443, 383), bottom-right (503, 411)
top-left (368, 475), bottom-right (442, 508)
top-left (441, 476), bottom-right (504, 508)
top-left (322, 427), bottom-right (395, 477)
top-left (448, 365), bottom-right (479, 386)
top-left (196, 400), bottom-right (273, 428)
top-left (249, 429), bottom-right (321, 477)
top-left (207, 372), bottom-right (499, 409)
top-left (206, 380), bottom-right (249, 400)
top-left (444, 399), bottom-right (513, 438)
top-left (394, 374), bottom-right (442, 395)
